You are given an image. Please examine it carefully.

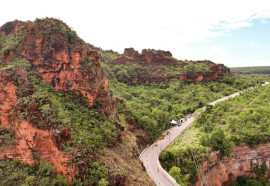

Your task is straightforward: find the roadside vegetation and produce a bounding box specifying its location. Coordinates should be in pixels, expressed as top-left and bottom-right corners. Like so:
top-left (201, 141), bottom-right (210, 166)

top-left (161, 83), bottom-right (270, 185)
top-left (109, 74), bottom-right (265, 138)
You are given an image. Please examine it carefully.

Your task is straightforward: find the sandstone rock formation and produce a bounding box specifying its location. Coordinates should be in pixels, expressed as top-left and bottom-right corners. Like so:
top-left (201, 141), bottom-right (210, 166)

top-left (0, 67), bottom-right (74, 181)
top-left (112, 48), bottom-right (230, 83)
top-left (197, 143), bottom-right (270, 186)
top-left (0, 18), bottom-right (117, 182)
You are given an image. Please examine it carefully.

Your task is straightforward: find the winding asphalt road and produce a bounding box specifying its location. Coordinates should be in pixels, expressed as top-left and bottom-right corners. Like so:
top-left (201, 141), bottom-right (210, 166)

top-left (140, 82), bottom-right (269, 186)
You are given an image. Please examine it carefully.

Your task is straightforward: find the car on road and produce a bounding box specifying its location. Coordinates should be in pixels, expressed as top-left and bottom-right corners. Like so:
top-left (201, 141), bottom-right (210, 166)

top-left (161, 130), bottom-right (169, 136)
top-left (155, 143), bottom-right (158, 146)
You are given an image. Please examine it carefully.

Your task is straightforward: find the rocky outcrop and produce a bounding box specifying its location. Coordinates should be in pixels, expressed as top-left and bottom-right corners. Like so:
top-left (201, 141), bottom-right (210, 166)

top-left (114, 48), bottom-right (175, 66)
top-left (112, 48), bottom-right (230, 83)
top-left (1, 19), bottom-right (115, 116)
top-left (0, 18), bottom-right (118, 182)
top-left (197, 143), bottom-right (270, 186)
top-left (18, 19), bottom-right (115, 114)
top-left (0, 67), bottom-right (74, 182)
top-left (0, 20), bottom-right (25, 35)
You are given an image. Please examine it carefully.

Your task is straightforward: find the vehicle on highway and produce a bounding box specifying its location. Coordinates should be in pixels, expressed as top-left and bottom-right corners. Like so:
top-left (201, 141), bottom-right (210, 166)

top-left (161, 130), bottom-right (170, 136)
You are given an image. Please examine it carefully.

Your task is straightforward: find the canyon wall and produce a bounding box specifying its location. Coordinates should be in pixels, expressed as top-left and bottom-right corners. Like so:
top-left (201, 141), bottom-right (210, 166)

top-left (197, 143), bottom-right (270, 186)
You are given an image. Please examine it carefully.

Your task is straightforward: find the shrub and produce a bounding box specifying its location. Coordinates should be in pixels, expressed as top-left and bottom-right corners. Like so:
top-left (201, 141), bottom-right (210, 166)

top-left (169, 166), bottom-right (182, 184)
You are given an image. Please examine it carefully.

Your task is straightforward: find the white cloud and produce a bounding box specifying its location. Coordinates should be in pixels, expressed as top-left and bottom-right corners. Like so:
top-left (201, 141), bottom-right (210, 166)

top-left (1, 0), bottom-right (270, 66)
top-left (222, 58), bottom-right (270, 67)
top-left (249, 43), bottom-right (261, 48)
top-left (208, 45), bottom-right (228, 56)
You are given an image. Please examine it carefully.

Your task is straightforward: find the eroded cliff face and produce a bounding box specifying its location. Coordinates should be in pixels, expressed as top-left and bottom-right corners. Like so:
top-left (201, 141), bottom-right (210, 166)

top-left (19, 19), bottom-right (114, 114)
top-left (0, 19), bottom-right (115, 115)
top-left (0, 18), bottom-right (117, 182)
top-left (112, 48), bottom-right (230, 83)
top-left (197, 143), bottom-right (270, 186)
top-left (0, 67), bottom-right (74, 182)
top-left (114, 48), bottom-right (175, 66)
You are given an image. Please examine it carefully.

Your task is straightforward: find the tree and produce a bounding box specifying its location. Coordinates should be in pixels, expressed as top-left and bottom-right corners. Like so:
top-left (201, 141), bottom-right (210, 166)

top-left (37, 160), bottom-right (55, 177)
top-left (208, 128), bottom-right (235, 158)
top-left (169, 166), bottom-right (182, 184)
top-left (98, 178), bottom-right (109, 186)
top-left (246, 179), bottom-right (263, 186)
top-left (88, 162), bottom-right (107, 185)
top-left (116, 70), bottom-right (130, 83)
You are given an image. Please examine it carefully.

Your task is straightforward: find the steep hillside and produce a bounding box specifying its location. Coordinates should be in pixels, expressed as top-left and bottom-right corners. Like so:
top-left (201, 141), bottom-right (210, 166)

top-left (0, 18), bottom-right (154, 185)
top-left (110, 48), bottom-right (230, 83)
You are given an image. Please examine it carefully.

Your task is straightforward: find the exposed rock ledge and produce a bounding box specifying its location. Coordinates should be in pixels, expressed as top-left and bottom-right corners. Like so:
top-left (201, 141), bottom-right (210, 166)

top-left (197, 143), bottom-right (270, 186)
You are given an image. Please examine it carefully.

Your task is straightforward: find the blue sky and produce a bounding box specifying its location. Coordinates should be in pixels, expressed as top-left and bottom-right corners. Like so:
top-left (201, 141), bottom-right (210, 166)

top-left (1, 0), bottom-right (270, 67)
top-left (187, 19), bottom-right (270, 66)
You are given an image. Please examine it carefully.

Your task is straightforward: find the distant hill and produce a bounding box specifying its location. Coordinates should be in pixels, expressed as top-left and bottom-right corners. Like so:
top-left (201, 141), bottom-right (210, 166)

top-left (108, 48), bottom-right (230, 83)
top-left (230, 66), bottom-right (270, 74)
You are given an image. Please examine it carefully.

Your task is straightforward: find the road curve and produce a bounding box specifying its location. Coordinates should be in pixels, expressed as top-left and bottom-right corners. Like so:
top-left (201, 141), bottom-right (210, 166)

top-left (140, 82), bottom-right (269, 186)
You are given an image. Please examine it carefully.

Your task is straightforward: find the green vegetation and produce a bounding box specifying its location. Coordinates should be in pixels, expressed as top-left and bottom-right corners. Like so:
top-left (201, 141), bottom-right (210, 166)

top-left (34, 17), bottom-right (79, 43)
top-left (161, 84), bottom-right (270, 184)
top-left (17, 71), bottom-right (117, 153)
top-left (232, 176), bottom-right (270, 186)
top-left (1, 18), bottom-right (269, 185)
top-left (0, 19), bottom-right (115, 185)
top-left (169, 166), bottom-right (182, 184)
top-left (87, 162), bottom-right (107, 185)
top-left (98, 49), bottom-right (229, 84)
top-left (2, 62), bottom-right (114, 184)
top-left (0, 25), bottom-right (26, 58)
top-left (0, 57), bottom-right (30, 70)
top-left (110, 75), bottom-right (265, 138)
top-left (110, 62), bottom-right (226, 84)
top-left (231, 66), bottom-right (270, 74)
top-left (200, 127), bottom-right (235, 158)
top-left (196, 85), bottom-right (270, 146)
top-left (0, 126), bottom-right (16, 147)
top-left (0, 159), bottom-right (67, 185)
top-left (253, 160), bottom-right (267, 179)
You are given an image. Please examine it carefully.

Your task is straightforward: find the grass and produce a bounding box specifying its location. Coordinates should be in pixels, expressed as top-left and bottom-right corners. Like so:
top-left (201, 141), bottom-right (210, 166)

top-left (166, 125), bottom-right (201, 153)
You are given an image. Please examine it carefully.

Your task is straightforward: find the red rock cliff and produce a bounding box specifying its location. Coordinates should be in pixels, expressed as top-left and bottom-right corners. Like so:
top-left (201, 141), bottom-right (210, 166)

top-left (0, 67), bottom-right (74, 182)
top-left (0, 18), bottom-right (117, 182)
top-left (197, 143), bottom-right (270, 186)
top-left (18, 19), bottom-right (115, 114)
top-left (112, 48), bottom-right (230, 83)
